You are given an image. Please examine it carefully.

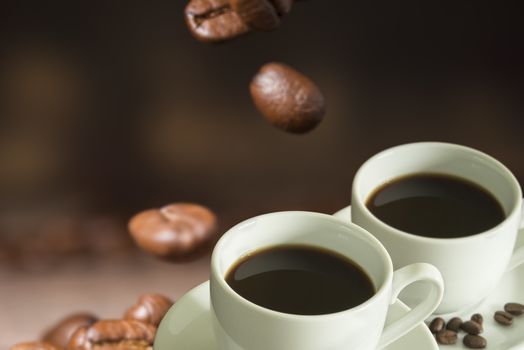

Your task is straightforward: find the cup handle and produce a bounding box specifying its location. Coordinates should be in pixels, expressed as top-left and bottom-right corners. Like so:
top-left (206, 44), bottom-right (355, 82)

top-left (377, 263), bottom-right (444, 349)
top-left (507, 202), bottom-right (524, 271)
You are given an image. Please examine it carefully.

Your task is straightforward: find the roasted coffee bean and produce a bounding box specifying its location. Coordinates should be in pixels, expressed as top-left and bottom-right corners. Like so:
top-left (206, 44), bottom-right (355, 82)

top-left (504, 302), bottom-right (524, 316)
top-left (43, 313), bottom-right (98, 349)
top-left (68, 320), bottom-right (156, 350)
top-left (428, 317), bottom-right (445, 333)
top-left (470, 314), bottom-right (484, 332)
top-left (269, 0), bottom-right (293, 16)
top-left (494, 310), bottom-right (514, 326)
top-left (250, 62), bottom-right (326, 134)
top-left (471, 313), bottom-right (483, 325)
top-left (185, 0), bottom-right (250, 43)
top-left (231, 0), bottom-right (280, 31)
top-left (129, 203), bottom-right (218, 261)
top-left (124, 294), bottom-right (173, 327)
top-left (446, 317), bottom-right (463, 332)
top-left (463, 335), bottom-right (487, 349)
top-left (68, 326), bottom-right (88, 350)
top-left (10, 342), bottom-right (59, 350)
top-left (435, 330), bottom-right (458, 345)
top-left (461, 320), bottom-right (483, 335)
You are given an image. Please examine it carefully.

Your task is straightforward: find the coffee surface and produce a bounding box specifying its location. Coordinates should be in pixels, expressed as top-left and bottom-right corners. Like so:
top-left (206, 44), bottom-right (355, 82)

top-left (226, 245), bottom-right (375, 315)
top-left (366, 174), bottom-right (505, 238)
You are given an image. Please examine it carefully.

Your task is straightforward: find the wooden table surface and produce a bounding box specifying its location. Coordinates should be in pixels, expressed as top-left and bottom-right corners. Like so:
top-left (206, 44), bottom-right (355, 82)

top-left (0, 254), bottom-right (210, 348)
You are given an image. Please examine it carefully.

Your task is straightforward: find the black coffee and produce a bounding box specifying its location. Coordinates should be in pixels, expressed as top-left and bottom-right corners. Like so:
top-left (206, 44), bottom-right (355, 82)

top-left (366, 173), bottom-right (505, 238)
top-left (225, 245), bottom-right (375, 315)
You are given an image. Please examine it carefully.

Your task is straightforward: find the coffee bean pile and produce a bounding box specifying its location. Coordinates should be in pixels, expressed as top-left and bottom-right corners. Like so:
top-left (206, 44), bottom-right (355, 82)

top-left (9, 202), bottom-right (211, 349)
top-left (10, 294), bottom-right (173, 350)
top-left (185, 0), bottom-right (327, 134)
top-left (428, 302), bottom-right (524, 348)
top-left (429, 315), bottom-right (486, 348)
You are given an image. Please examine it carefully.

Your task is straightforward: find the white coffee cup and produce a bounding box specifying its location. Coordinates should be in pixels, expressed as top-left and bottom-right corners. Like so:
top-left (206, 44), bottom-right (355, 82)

top-left (351, 142), bottom-right (524, 315)
top-left (210, 211), bottom-right (444, 350)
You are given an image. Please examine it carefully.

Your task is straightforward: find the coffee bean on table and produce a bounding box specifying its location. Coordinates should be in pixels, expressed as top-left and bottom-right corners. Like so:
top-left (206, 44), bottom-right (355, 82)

top-left (471, 313), bottom-right (483, 325)
top-left (231, 0), bottom-right (280, 31)
top-left (42, 313), bottom-right (98, 349)
top-left (504, 302), bottom-right (524, 316)
top-left (10, 342), bottom-right (59, 350)
top-left (461, 320), bottom-right (483, 335)
top-left (128, 203), bottom-right (218, 261)
top-left (124, 293), bottom-right (174, 327)
top-left (68, 320), bottom-right (156, 350)
top-left (428, 317), bottom-right (446, 333)
top-left (185, 0), bottom-right (250, 43)
top-left (436, 330), bottom-right (458, 345)
top-left (494, 310), bottom-right (514, 326)
top-left (463, 335), bottom-right (487, 349)
top-left (250, 62), bottom-right (326, 134)
top-left (446, 317), bottom-right (463, 332)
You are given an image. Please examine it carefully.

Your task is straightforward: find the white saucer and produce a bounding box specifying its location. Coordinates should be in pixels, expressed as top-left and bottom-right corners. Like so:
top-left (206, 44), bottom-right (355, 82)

top-left (154, 281), bottom-right (438, 350)
top-left (334, 205), bottom-right (524, 350)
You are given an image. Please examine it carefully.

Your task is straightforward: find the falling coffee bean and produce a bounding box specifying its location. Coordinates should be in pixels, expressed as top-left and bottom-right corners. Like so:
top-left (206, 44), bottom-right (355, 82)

top-left (250, 62), bottom-right (326, 134)
top-left (436, 330), bottom-right (458, 345)
top-left (10, 342), bottom-right (59, 350)
top-left (504, 302), bottom-right (524, 316)
top-left (185, 0), bottom-right (250, 43)
top-left (446, 317), bottom-right (463, 332)
top-left (68, 320), bottom-right (156, 350)
top-left (231, 0), bottom-right (280, 31)
top-left (463, 335), bottom-right (487, 349)
top-left (128, 203), bottom-right (218, 261)
top-left (461, 320), bottom-right (483, 335)
top-left (471, 313), bottom-right (483, 325)
top-left (42, 313), bottom-right (98, 349)
top-left (124, 293), bottom-right (174, 327)
top-left (494, 310), bottom-right (514, 326)
top-left (428, 317), bottom-right (446, 333)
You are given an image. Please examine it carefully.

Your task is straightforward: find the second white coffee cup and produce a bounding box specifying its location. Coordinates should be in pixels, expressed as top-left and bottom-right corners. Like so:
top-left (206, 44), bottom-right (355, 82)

top-left (351, 142), bottom-right (524, 315)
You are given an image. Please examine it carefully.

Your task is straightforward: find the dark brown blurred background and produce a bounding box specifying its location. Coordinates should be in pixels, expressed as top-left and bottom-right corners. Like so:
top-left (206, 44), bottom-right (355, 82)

top-left (0, 0), bottom-right (523, 345)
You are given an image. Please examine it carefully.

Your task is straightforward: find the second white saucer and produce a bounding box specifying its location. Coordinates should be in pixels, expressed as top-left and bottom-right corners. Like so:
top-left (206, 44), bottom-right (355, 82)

top-left (334, 205), bottom-right (524, 350)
